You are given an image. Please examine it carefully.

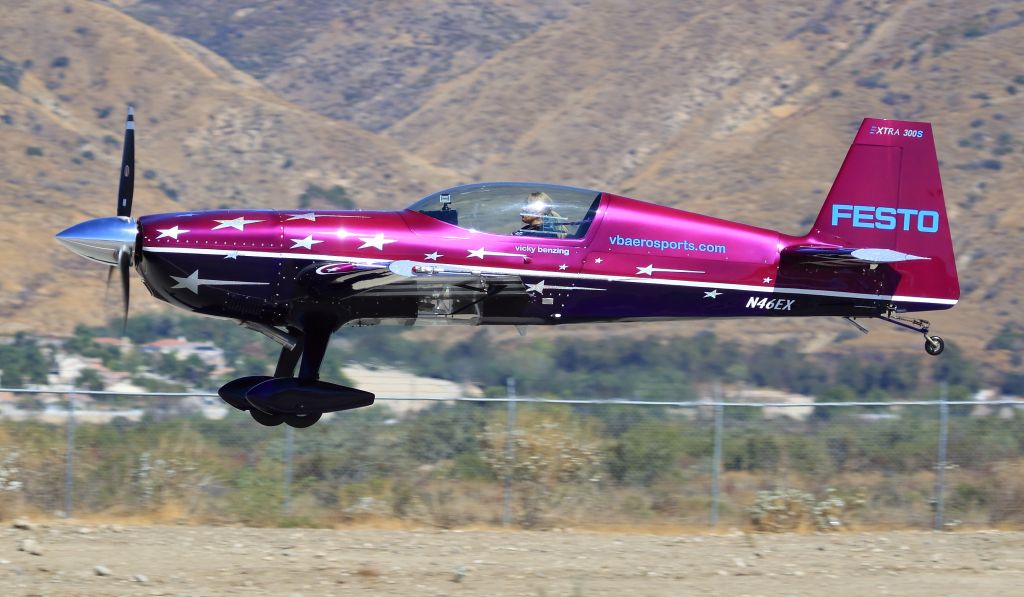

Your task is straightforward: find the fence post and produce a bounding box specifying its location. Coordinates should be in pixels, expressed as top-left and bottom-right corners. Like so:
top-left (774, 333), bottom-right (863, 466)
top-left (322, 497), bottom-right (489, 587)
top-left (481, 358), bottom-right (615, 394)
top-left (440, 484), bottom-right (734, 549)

top-left (503, 377), bottom-right (517, 527)
top-left (63, 395), bottom-right (75, 518)
top-left (283, 425), bottom-right (294, 514)
top-left (711, 383), bottom-right (723, 527)
top-left (933, 382), bottom-right (949, 531)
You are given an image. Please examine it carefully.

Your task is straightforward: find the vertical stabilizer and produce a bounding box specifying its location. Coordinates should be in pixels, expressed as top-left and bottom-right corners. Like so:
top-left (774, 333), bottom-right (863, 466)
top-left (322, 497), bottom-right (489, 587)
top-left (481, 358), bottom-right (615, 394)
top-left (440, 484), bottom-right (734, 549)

top-left (809, 118), bottom-right (959, 304)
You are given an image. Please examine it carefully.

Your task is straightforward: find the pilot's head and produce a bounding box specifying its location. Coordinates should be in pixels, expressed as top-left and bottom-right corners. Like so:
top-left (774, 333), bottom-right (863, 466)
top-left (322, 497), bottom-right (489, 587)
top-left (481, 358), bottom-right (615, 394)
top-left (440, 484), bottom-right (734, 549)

top-left (520, 192), bottom-right (553, 226)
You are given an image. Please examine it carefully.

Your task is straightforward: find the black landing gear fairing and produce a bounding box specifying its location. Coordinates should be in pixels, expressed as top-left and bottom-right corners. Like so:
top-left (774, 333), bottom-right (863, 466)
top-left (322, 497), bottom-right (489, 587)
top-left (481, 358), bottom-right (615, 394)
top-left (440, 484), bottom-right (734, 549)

top-left (217, 320), bottom-right (375, 428)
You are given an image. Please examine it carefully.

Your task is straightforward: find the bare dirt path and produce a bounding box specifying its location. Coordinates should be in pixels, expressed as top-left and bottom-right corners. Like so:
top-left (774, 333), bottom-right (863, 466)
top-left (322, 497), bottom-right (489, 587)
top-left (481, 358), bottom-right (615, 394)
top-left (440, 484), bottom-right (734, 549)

top-left (1, 523), bottom-right (1022, 596)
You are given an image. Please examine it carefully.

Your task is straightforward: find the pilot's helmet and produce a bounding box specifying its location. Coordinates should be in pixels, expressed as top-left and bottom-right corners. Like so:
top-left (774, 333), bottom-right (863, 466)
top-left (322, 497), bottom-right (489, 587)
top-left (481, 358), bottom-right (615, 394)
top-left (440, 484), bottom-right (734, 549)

top-left (520, 192), bottom-right (554, 217)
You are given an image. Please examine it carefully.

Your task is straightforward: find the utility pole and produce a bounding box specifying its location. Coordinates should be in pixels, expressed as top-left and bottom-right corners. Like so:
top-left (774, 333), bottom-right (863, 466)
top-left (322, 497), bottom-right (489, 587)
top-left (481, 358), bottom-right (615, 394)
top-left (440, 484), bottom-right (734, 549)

top-left (711, 383), bottom-right (723, 527)
top-left (934, 382), bottom-right (949, 530)
top-left (64, 396), bottom-right (76, 518)
top-left (283, 425), bottom-right (294, 514)
top-left (503, 377), bottom-right (517, 527)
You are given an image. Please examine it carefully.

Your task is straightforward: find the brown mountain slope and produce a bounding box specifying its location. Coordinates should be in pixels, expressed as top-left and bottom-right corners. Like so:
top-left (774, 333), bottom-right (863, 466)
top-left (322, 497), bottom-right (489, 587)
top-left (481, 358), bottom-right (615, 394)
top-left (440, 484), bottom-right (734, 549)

top-left (3, 0), bottom-right (1020, 356)
top-left (119, 0), bottom-right (583, 132)
top-left (383, 0), bottom-right (1023, 352)
top-left (0, 0), bottom-right (456, 334)
top-left (138, 0), bottom-right (1016, 352)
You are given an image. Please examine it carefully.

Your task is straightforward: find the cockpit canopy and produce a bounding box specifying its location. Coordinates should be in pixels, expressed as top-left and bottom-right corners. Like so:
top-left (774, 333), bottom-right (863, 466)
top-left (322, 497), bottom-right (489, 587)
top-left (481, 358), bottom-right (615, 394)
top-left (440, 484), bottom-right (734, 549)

top-left (407, 182), bottom-right (602, 239)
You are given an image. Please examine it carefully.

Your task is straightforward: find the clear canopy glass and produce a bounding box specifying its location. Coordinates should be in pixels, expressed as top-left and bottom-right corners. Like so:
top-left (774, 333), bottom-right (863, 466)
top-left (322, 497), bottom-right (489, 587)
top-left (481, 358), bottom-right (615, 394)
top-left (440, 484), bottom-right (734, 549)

top-left (407, 182), bottom-right (602, 239)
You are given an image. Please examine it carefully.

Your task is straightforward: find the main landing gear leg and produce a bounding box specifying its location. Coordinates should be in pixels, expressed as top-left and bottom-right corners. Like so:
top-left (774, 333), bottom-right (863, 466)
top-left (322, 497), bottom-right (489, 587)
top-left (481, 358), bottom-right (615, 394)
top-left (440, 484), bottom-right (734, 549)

top-left (298, 315), bottom-right (334, 382)
top-left (248, 336), bottom-right (306, 427)
top-left (275, 336), bottom-right (303, 377)
top-left (270, 315), bottom-right (338, 429)
top-left (876, 312), bottom-right (945, 356)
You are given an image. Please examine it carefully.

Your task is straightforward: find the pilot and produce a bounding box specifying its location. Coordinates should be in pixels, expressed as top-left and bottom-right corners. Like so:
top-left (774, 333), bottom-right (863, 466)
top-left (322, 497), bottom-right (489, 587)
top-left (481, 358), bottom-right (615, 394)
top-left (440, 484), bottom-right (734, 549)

top-left (516, 192), bottom-right (568, 238)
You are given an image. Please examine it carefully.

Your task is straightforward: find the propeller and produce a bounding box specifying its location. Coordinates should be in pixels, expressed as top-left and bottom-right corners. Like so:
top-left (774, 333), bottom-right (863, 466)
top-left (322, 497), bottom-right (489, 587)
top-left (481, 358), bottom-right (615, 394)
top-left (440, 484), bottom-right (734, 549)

top-left (112, 107), bottom-right (135, 332)
top-left (117, 245), bottom-right (131, 332)
top-left (116, 107), bottom-right (135, 218)
top-left (57, 107), bottom-right (138, 335)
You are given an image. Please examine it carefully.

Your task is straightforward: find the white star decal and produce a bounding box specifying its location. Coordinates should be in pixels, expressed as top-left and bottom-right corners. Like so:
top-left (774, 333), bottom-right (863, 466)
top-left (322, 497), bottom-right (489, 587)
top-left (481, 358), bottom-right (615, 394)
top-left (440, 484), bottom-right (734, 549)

top-left (637, 264), bottom-right (705, 276)
top-left (594, 257), bottom-right (603, 264)
top-left (212, 216), bottom-right (264, 231)
top-left (704, 289), bottom-right (722, 299)
top-left (526, 280), bottom-right (547, 294)
top-left (169, 270), bottom-right (270, 295)
top-left (286, 213), bottom-right (370, 221)
top-left (559, 264), bottom-right (568, 270)
top-left (763, 277), bottom-right (773, 284)
top-left (468, 247), bottom-right (527, 260)
top-left (357, 233), bottom-right (397, 251)
top-left (224, 251), bottom-right (239, 260)
top-left (525, 280), bottom-right (604, 295)
top-left (290, 234), bottom-right (323, 250)
top-left (424, 251), bottom-right (442, 261)
top-left (156, 226), bottom-right (189, 240)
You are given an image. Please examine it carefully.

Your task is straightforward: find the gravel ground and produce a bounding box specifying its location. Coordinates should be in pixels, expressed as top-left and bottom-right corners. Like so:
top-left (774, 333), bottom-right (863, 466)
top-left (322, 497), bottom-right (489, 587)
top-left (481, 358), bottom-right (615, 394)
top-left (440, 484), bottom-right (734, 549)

top-left (0, 522), bottom-right (1022, 596)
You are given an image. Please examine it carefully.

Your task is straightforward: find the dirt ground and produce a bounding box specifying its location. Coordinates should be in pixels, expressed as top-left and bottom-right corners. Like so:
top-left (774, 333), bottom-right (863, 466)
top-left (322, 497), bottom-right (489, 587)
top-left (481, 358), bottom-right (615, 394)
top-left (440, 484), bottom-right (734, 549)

top-left (0, 523), bottom-right (1022, 596)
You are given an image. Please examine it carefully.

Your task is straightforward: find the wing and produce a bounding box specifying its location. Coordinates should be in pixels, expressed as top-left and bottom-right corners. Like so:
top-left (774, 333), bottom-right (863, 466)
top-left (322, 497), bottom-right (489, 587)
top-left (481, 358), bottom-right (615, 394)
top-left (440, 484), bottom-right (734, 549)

top-left (370, 260), bottom-right (527, 298)
top-left (300, 259), bottom-right (527, 299)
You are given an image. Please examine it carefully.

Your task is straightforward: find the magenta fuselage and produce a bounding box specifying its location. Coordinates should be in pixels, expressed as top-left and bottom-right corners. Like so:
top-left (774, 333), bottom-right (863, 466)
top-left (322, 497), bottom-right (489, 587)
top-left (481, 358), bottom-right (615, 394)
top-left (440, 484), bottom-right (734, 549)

top-left (135, 190), bottom-right (956, 330)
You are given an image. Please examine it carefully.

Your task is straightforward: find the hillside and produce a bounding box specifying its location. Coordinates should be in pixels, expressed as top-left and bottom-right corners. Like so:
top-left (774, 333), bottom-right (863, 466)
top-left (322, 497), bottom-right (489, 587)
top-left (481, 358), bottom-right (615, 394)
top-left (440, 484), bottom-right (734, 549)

top-left (111, 0), bottom-right (1024, 355)
top-left (382, 0), bottom-right (1023, 352)
top-left (0, 0), bottom-right (1020, 358)
top-left (0, 0), bottom-right (456, 333)
top-left (120, 0), bottom-right (582, 132)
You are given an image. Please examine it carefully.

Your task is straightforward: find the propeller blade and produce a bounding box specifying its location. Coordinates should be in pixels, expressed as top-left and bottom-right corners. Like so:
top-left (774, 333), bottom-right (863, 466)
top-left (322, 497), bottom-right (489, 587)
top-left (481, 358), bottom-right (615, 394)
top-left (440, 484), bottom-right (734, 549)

top-left (115, 107), bottom-right (135, 218)
top-left (105, 265), bottom-right (114, 301)
top-left (118, 246), bottom-right (131, 334)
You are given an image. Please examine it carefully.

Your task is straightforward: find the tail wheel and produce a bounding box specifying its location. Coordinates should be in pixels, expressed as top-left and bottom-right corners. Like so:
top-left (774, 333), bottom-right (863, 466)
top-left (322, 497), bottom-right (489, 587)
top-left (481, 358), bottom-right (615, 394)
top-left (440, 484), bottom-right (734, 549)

top-left (925, 335), bottom-right (945, 356)
top-left (250, 409), bottom-right (285, 427)
top-left (284, 412), bottom-right (322, 428)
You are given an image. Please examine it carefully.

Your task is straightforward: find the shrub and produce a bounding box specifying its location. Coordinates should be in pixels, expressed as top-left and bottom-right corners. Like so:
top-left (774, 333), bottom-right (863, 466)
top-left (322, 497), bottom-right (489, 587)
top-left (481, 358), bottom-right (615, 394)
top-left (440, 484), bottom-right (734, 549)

top-left (297, 184), bottom-right (354, 209)
top-left (0, 57), bottom-right (21, 90)
top-left (748, 488), bottom-right (846, 532)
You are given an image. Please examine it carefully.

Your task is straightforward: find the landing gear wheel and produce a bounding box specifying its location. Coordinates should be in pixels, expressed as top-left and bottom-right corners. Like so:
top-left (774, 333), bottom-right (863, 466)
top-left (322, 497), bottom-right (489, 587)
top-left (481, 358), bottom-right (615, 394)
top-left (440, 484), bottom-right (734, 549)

top-left (925, 335), bottom-right (945, 356)
top-left (284, 412), bottom-right (322, 428)
top-left (250, 409), bottom-right (285, 426)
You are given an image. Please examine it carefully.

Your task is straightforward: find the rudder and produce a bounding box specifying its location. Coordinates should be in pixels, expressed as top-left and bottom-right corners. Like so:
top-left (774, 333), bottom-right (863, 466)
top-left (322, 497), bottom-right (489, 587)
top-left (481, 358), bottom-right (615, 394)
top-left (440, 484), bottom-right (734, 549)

top-left (809, 118), bottom-right (959, 305)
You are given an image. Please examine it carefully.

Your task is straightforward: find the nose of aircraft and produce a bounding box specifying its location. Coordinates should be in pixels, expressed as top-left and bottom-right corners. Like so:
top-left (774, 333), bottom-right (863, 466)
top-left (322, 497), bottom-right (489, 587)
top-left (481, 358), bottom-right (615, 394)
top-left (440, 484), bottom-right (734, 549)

top-left (55, 216), bottom-right (138, 265)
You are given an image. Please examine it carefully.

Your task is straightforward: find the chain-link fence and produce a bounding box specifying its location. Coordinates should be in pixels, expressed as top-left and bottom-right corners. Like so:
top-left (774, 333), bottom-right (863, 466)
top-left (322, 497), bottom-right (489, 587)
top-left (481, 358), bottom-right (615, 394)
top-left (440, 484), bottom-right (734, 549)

top-left (0, 385), bottom-right (1022, 532)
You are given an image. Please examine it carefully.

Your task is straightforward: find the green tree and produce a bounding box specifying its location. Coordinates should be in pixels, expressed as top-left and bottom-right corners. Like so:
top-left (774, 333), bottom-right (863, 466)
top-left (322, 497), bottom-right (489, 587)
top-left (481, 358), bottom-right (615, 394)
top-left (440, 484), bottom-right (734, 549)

top-left (75, 368), bottom-right (105, 391)
top-left (607, 421), bottom-right (690, 485)
top-left (403, 404), bottom-right (486, 463)
top-left (0, 333), bottom-right (49, 387)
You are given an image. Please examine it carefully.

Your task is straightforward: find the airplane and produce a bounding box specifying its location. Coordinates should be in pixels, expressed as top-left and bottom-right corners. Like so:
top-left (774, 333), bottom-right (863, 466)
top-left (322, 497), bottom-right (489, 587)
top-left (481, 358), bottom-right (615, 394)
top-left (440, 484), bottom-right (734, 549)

top-left (56, 109), bottom-right (959, 428)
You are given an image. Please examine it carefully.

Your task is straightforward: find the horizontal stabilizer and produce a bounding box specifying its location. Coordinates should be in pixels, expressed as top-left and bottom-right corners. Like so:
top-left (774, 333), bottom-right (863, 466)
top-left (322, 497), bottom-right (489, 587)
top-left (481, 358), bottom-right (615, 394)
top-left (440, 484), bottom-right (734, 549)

top-left (783, 245), bottom-right (930, 266)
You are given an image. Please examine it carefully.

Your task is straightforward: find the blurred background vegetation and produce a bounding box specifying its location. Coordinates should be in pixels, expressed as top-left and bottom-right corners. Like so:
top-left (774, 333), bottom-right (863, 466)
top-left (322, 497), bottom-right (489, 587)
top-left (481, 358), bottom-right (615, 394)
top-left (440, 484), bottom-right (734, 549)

top-left (1, 313), bottom-right (1022, 530)
top-left (3, 402), bottom-right (1024, 530)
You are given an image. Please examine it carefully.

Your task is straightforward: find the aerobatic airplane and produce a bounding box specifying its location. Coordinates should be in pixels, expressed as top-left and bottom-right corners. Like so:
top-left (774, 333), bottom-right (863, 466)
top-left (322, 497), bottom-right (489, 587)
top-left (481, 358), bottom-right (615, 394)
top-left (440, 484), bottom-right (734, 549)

top-left (56, 110), bottom-right (959, 428)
